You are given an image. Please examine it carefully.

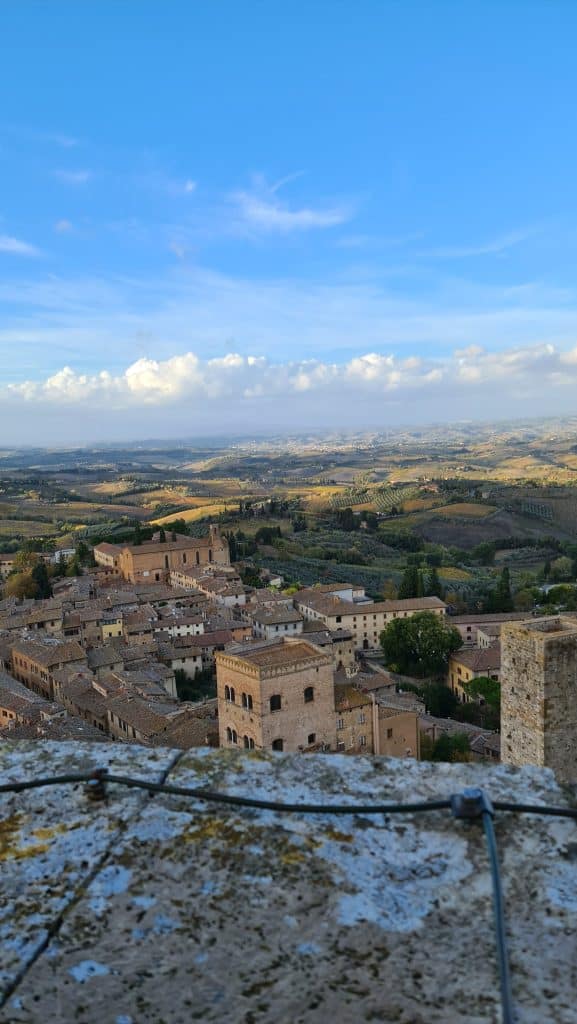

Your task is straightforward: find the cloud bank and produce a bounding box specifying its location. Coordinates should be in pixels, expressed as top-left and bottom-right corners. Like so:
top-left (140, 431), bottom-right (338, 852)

top-left (7, 343), bottom-right (577, 411)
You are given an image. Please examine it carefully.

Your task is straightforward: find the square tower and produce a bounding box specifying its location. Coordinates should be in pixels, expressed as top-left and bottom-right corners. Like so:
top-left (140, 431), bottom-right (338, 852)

top-left (215, 638), bottom-right (336, 753)
top-left (501, 616), bottom-right (577, 782)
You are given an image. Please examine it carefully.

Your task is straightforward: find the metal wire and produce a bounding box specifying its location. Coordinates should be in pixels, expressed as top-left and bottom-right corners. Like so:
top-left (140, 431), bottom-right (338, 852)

top-left (2, 769), bottom-right (577, 1024)
top-left (482, 810), bottom-right (516, 1024)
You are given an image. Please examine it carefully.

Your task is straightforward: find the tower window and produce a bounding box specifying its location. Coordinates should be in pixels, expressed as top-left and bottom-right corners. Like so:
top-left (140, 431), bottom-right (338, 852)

top-left (270, 694), bottom-right (281, 712)
top-left (304, 686), bottom-right (314, 703)
top-left (307, 733), bottom-right (316, 745)
top-left (272, 738), bottom-right (284, 751)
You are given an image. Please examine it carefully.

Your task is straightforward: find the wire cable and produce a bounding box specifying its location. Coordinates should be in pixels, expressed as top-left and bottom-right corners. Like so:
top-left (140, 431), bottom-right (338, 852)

top-left (493, 800), bottom-right (577, 820)
top-left (482, 810), bottom-right (516, 1024)
top-left (5, 770), bottom-right (577, 1023)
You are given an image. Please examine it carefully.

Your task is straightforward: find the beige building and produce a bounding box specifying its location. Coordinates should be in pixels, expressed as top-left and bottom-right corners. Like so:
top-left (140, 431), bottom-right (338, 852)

top-left (501, 616), bottom-right (577, 782)
top-left (376, 706), bottom-right (420, 759)
top-left (252, 607), bottom-right (304, 640)
top-left (94, 525), bottom-right (229, 584)
top-left (295, 591), bottom-right (446, 650)
top-left (10, 640), bottom-right (87, 700)
top-left (447, 645), bottom-right (501, 703)
top-left (216, 638), bottom-right (337, 753)
top-left (301, 629), bottom-right (356, 673)
top-left (335, 683), bottom-right (373, 753)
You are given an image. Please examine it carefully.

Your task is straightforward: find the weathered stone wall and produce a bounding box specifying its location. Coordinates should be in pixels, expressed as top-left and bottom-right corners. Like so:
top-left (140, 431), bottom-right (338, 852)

top-left (501, 617), bottom-right (577, 781)
top-left (217, 656), bottom-right (337, 752)
top-left (1, 742), bottom-right (577, 1022)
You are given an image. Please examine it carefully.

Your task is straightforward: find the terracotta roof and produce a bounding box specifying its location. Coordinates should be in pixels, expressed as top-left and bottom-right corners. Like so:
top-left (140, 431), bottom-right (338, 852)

top-left (251, 608), bottom-right (303, 625)
top-left (11, 639), bottom-right (86, 668)
top-left (451, 646), bottom-right (501, 673)
top-left (225, 640), bottom-right (329, 671)
top-left (334, 683), bottom-right (372, 710)
top-left (94, 543), bottom-right (121, 555)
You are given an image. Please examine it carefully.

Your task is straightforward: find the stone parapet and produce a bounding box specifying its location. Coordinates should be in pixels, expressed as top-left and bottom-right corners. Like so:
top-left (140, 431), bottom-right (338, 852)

top-left (1, 742), bottom-right (577, 1022)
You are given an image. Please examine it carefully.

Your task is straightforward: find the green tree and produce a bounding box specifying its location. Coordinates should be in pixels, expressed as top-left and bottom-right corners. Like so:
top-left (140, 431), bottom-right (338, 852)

top-left (462, 674), bottom-right (500, 711)
top-left (429, 733), bottom-right (471, 763)
top-left (4, 571), bottom-right (38, 599)
top-left (513, 588), bottom-right (535, 612)
top-left (426, 567), bottom-right (444, 598)
top-left (419, 680), bottom-right (458, 717)
top-left (550, 556), bottom-right (573, 582)
top-left (486, 568), bottom-right (513, 612)
top-left (158, 528), bottom-right (167, 543)
top-left (380, 611), bottom-right (462, 677)
top-left (398, 565), bottom-right (420, 599)
top-left (133, 521), bottom-right (143, 546)
top-left (31, 561), bottom-right (52, 599)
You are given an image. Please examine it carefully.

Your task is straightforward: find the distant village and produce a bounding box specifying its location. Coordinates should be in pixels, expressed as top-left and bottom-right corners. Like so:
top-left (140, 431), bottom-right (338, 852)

top-left (0, 524), bottom-right (573, 781)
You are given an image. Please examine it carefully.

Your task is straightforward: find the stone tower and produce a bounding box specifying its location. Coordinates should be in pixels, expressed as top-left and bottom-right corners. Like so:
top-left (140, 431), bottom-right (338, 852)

top-left (501, 616), bottom-right (577, 782)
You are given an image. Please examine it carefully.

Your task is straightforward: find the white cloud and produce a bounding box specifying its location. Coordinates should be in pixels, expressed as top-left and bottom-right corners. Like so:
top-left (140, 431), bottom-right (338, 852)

top-left (231, 184), bottom-right (351, 233)
top-left (54, 219), bottom-right (73, 233)
top-left (54, 169), bottom-right (92, 185)
top-left (8, 343), bottom-right (577, 416)
top-left (0, 235), bottom-right (40, 256)
top-left (426, 228), bottom-right (537, 260)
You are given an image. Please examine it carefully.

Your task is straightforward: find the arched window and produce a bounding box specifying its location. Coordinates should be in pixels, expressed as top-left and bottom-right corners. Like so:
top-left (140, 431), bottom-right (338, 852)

top-left (183, 552), bottom-right (187, 564)
top-left (242, 693), bottom-right (253, 710)
top-left (230, 687), bottom-right (235, 704)
top-left (224, 685), bottom-right (230, 702)
top-left (308, 733), bottom-right (316, 745)
top-left (243, 735), bottom-right (250, 748)
top-left (231, 729), bottom-right (238, 744)
top-left (195, 551), bottom-right (200, 565)
top-left (226, 727), bottom-right (232, 742)
top-left (248, 737), bottom-right (255, 749)
top-left (304, 686), bottom-right (314, 703)
top-left (209, 549), bottom-right (213, 563)
top-left (270, 694), bottom-right (281, 712)
top-left (272, 738), bottom-right (284, 751)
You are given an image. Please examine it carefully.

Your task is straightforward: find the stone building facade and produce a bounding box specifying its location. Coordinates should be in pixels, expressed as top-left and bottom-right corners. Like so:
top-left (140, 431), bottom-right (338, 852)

top-left (501, 616), bottom-right (577, 782)
top-left (295, 592), bottom-right (446, 650)
top-left (215, 638), bottom-right (337, 753)
top-left (94, 526), bottom-right (229, 584)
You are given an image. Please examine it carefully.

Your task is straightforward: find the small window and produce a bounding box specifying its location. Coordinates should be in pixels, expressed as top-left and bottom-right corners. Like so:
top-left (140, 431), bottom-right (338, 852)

top-left (270, 694), bottom-right (282, 712)
top-left (230, 687), bottom-right (235, 703)
top-left (232, 729), bottom-right (238, 744)
top-left (337, 741), bottom-right (345, 751)
top-left (358, 712), bottom-right (366, 724)
top-left (243, 735), bottom-right (250, 748)
top-left (209, 549), bottom-right (213, 563)
top-left (336, 615), bottom-right (342, 623)
top-left (196, 551), bottom-right (200, 565)
top-left (225, 685), bottom-right (230, 701)
top-left (359, 735), bottom-right (367, 747)
top-left (307, 733), bottom-right (316, 745)
top-left (226, 726), bottom-right (232, 742)
top-left (304, 686), bottom-right (314, 704)
top-left (387, 728), bottom-right (393, 739)
top-left (337, 718), bottom-right (344, 731)
top-left (272, 738), bottom-right (284, 751)
top-left (183, 552), bottom-right (187, 564)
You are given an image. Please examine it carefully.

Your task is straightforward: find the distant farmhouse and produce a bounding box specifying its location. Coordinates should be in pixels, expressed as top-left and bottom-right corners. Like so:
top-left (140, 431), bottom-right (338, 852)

top-left (94, 525), bottom-right (229, 584)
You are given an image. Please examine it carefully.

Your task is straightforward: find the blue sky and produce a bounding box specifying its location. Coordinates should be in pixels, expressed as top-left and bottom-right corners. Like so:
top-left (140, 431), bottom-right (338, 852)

top-left (2, 1), bottom-right (577, 442)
